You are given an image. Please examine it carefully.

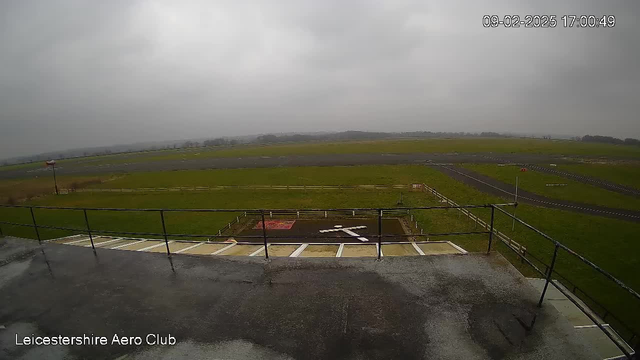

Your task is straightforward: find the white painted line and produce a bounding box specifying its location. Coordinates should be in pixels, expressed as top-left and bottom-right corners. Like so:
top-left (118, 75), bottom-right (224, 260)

top-left (85, 238), bottom-right (122, 247)
top-left (340, 228), bottom-right (369, 242)
top-left (574, 324), bottom-right (609, 329)
top-left (138, 241), bottom-right (172, 252)
top-left (290, 244), bottom-right (309, 257)
top-left (249, 245), bottom-right (269, 257)
top-left (412, 242), bottom-right (426, 256)
top-left (319, 226), bottom-right (366, 233)
top-left (175, 242), bottom-right (203, 254)
top-left (336, 243), bottom-right (345, 257)
top-left (111, 239), bottom-right (146, 249)
top-left (45, 234), bottom-right (84, 243)
top-left (447, 241), bottom-right (468, 255)
top-left (377, 244), bottom-right (383, 257)
top-left (603, 353), bottom-right (633, 360)
top-left (211, 243), bottom-right (236, 255)
top-left (64, 237), bottom-right (93, 245)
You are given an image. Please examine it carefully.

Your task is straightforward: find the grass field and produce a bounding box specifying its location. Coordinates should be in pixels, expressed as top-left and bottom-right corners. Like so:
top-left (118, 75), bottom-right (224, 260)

top-left (4, 137), bottom-right (640, 172)
top-left (88, 165), bottom-right (439, 188)
top-left (1, 163), bottom-right (639, 338)
top-left (0, 175), bottom-right (105, 204)
top-left (557, 163), bottom-right (640, 190)
top-left (123, 138), bottom-right (640, 163)
top-left (463, 164), bottom-right (640, 211)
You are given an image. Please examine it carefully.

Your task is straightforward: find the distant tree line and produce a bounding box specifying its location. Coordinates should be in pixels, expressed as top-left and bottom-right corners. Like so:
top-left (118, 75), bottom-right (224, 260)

top-left (8, 131), bottom-right (640, 167)
top-left (249, 131), bottom-right (514, 145)
top-left (581, 135), bottom-right (640, 146)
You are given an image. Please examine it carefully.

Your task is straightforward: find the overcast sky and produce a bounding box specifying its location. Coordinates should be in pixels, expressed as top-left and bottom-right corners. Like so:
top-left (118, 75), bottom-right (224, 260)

top-left (1, 0), bottom-right (638, 158)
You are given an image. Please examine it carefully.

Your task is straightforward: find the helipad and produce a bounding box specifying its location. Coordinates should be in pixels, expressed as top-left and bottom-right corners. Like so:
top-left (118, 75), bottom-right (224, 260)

top-left (47, 235), bottom-right (467, 258)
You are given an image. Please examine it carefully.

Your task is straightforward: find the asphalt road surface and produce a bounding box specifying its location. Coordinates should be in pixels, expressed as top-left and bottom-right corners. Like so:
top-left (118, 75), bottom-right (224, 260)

top-left (0, 238), bottom-right (597, 360)
top-left (433, 165), bottom-right (640, 222)
top-left (0, 152), bottom-right (588, 180)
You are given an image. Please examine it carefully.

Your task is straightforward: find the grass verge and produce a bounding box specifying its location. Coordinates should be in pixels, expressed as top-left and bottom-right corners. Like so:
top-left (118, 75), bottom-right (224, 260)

top-left (463, 163), bottom-right (640, 210)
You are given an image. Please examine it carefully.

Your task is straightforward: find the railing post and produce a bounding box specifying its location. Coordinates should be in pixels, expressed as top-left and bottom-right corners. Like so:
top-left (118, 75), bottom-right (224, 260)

top-left (83, 209), bottom-right (96, 253)
top-left (377, 209), bottom-right (382, 260)
top-left (261, 211), bottom-right (269, 259)
top-left (538, 244), bottom-right (560, 307)
top-left (29, 207), bottom-right (41, 245)
top-left (159, 210), bottom-right (171, 257)
top-left (487, 205), bottom-right (495, 254)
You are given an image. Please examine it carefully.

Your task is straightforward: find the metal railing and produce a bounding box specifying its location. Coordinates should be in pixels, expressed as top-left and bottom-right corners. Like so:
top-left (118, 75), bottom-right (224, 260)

top-left (419, 182), bottom-right (638, 358)
top-left (0, 201), bottom-right (638, 358)
top-left (0, 204), bottom-right (510, 258)
top-left (491, 205), bottom-right (639, 359)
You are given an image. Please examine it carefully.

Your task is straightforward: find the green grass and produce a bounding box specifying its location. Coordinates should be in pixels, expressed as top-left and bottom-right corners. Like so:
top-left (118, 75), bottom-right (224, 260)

top-left (0, 190), bottom-right (422, 240)
top-left (463, 164), bottom-right (640, 211)
top-left (21, 138), bottom-right (640, 169)
top-left (1, 163), bottom-right (639, 338)
top-left (0, 175), bottom-right (105, 203)
top-left (0, 162), bottom-right (41, 172)
top-left (89, 165), bottom-right (438, 188)
top-left (557, 163), bottom-right (640, 190)
top-left (417, 168), bottom-right (640, 339)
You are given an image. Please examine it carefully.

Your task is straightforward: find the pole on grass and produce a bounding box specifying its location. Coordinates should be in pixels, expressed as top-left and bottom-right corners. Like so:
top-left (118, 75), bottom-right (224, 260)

top-left (29, 207), bottom-right (41, 245)
top-left (45, 160), bottom-right (59, 195)
top-left (377, 209), bottom-right (382, 260)
top-left (261, 211), bottom-right (269, 259)
top-left (512, 176), bottom-right (518, 231)
top-left (160, 210), bottom-right (171, 257)
top-left (52, 163), bottom-right (59, 195)
top-left (487, 205), bottom-right (495, 254)
top-left (83, 209), bottom-right (96, 253)
top-left (538, 244), bottom-right (560, 307)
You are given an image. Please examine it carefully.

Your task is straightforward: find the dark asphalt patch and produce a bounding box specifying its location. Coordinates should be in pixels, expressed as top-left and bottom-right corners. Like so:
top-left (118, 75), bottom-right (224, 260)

top-left (236, 218), bottom-right (406, 243)
top-left (433, 165), bottom-right (640, 222)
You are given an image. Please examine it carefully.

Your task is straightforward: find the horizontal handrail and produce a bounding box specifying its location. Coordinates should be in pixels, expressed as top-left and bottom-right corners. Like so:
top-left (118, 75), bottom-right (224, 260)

top-left (492, 205), bottom-right (640, 303)
top-left (0, 203), bottom-right (516, 212)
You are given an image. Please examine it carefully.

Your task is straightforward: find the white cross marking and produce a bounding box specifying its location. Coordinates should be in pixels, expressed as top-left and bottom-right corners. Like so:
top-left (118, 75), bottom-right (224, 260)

top-left (319, 225), bottom-right (369, 242)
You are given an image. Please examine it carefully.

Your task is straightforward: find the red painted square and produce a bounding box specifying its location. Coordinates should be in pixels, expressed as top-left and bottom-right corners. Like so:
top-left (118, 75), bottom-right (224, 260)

top-left (253, 220), bottom-right (296, 230)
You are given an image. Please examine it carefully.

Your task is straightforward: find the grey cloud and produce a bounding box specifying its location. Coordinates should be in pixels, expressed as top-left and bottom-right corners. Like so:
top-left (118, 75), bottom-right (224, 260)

top-left (0, 0), bottom-right (639, 159)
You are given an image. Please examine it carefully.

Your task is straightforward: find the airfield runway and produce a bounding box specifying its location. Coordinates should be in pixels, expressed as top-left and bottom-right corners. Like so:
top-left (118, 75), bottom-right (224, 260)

top-left (433, 165), bottom-right (640, 222)
top-left (0, 152), bottom-right (586, 180)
